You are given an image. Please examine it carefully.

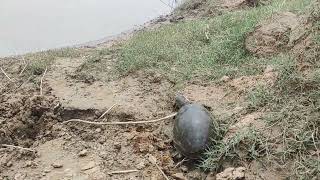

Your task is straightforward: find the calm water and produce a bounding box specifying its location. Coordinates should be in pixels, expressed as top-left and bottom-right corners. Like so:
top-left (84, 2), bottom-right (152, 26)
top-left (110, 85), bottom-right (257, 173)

top-left (0, 0), bottom-right (178, 57)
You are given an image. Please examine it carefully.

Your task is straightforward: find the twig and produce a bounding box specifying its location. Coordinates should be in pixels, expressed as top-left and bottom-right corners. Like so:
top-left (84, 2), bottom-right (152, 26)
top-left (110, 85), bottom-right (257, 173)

top-left (1, 67), bottom-right (13, 82)
top-left (148, 155), bottom-right (169, 180)
top-left (107, 169), bottom-right (139, 175)
top-left (13, 76), bottom-right (32, 92)
top-left (19, 63), bottom-right (28, 76)
top-left (40, 67), bottom-right (48, 96)
top-left (98, 104), bottom-right (118, 119)
top-left (1, 144), bottom-right (36, 153)
top-left (174, 157), bottom-right (189, 168)
top-left (63, 113), bottom-right (177, 125)
top-left (312, 132), bottom-right (319, 159)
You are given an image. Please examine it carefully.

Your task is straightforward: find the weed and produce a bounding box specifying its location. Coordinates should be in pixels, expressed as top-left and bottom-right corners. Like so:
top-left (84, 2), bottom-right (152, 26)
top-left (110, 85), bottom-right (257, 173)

top-left (201, 128), bottom-right (268, 171)
top-left (247, 85), bottom-right (273, 111)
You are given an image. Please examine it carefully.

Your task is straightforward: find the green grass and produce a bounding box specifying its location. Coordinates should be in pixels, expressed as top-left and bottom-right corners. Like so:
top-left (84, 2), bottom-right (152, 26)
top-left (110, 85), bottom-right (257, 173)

top-left (117, 0), bottom-right (313, 83)
top-left (23, 48), bottom-right (81, 76)
top-left (116, 0), bottom-right (319, 178)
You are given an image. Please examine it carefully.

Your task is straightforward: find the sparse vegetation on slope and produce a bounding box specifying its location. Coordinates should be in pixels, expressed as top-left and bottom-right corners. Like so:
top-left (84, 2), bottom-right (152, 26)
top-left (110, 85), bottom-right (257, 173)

top-left (116, 0), bottom-right (319, 178)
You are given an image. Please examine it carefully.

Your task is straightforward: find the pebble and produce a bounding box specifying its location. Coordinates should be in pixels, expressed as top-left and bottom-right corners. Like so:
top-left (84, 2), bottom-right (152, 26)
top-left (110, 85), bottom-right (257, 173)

top-left (81, 161), bottom-right (95, 171)
top-left (25, 161), bottom-right (32, 167)
top-left (6, 161), bottom-right (13, 167)
top-left (95, 128), bottom-right (102, 133)
top-left (172, 173), bottom-right (187, 180)
top-left (264, 65), bottom-right (274, 74)
top-left (51, 162), bottom-right (63, 168)
top-left (220, 75), bottom-right (231, 82)
top-left (78, 149), bottom-right (88, 157)
top-left (180, 166), bottom-right (188, 173)
top-left (113, 142), bottom-right (121, 150)
top-left (14, 173), bottom-right (26, 180)
top-left (43, 166), bottom-right (51, 173)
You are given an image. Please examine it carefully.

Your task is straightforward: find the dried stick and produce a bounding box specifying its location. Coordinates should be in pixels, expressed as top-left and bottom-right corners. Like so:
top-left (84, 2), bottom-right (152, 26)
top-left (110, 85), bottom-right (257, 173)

top-left (40, 67), bottom-right (48, 96)
top-left (174, 157), bottom-right (188, 168)
top-left (98, 104), bottom-right (117, 119)
top-left (1, 67), bottom-right (13, 82)
top-left (63, 113), bottom-right (177, 125)
top-left (1, 144), bottom-right (36, 153)
top-left (148, 155), bottom-right (169, 180)
top-left (19, 63), bottom-right (28, 76)
top-left (107, 169), bottom-right (139, 175)
top-left (13, 76), bottom-right (32, 92)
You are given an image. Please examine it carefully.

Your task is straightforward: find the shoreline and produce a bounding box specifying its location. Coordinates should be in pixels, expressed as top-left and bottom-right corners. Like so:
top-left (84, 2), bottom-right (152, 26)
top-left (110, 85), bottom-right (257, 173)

top-left (0, 11), bottom-right (174, 59)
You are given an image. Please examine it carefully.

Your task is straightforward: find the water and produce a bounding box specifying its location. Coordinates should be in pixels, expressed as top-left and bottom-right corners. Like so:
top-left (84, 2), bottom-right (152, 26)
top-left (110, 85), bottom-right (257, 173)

top-left (0, 0), bottom-right (179, 57)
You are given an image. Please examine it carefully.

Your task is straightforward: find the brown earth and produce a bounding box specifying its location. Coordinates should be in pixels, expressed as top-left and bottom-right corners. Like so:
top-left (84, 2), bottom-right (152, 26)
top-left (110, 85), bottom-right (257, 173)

top-left (0, 48), bottom-right (284, 179)
top-left (1, 1), bottom-right (315, 179)
top-left (0, 45), bottom-right (249, 179)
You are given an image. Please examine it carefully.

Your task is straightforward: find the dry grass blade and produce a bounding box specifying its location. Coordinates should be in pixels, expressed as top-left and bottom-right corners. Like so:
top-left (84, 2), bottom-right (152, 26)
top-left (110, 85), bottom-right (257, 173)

top-left (19, 63), bottom-right (28, 76)
top-left (1, 67), bottom-right (14, 82)
top-left (40, 67), bottom-right (48, 96)
top-left (1, 144), bottom-right (36, 152)
top-left (63, 113), bottom-right (177, 125)
top-left (148, 155), bottom-right (169, 180)
top-left (107, 169), bottom-right (139, 175)
top-left (99, 104), bottom-right (118, 119)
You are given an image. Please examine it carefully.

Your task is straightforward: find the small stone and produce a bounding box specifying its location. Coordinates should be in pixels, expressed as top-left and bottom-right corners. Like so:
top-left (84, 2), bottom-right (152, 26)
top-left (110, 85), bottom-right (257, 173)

top-left (25, 160), bottom-right (32, 167)
top-left (14, 173), bottom-right (26, 180)
top-left (6, 161), bottom-right (13, 167)
top-left (172, 173), bottom-right (187, 180)
top-left (78, 149), bottom-right (88, 157)
top-left (43, 166), bottom-right (51, 173)
top-left (264, 65), bottom-right (274, 74)
top-left (95, 128), bottom-right (102, 133)
top-left (216, 167), bottom-right (246, 180)
top-left (51, 162), bottom-right (63, 168)
top-left (220, 75), bottom-right (231, 82)
top-left (81, 161), bottom-right (95, 171)
top-left (113, 142), bottom-right (121, 150)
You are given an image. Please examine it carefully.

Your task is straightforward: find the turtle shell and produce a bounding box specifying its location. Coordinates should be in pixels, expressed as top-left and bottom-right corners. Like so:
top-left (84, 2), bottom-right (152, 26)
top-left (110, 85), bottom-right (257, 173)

top-left (173, 103), bottom-right (213, 159)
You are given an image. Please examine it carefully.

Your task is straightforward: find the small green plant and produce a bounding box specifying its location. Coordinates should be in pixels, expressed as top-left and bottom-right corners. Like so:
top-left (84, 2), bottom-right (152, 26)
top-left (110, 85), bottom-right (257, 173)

top-left (200, 128), bottom-right (268, 171)
top-left (247, 85), bottom-right (273, 111)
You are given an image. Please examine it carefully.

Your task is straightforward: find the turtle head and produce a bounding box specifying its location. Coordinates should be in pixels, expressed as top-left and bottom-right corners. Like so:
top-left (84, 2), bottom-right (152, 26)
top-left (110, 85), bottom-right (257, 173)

top-left (175, 93), bottom-right (190, 109)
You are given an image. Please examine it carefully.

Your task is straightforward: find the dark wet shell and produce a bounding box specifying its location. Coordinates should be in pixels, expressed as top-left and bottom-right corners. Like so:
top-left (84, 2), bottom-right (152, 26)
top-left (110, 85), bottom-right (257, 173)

top-left (173, 103), bottom-right (212, 159)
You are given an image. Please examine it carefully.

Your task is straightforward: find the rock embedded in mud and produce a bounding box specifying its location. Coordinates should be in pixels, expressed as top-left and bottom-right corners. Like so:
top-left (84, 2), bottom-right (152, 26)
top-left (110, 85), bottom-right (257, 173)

top-left (180, 165), bottom-right (188, 173)
top-left (14, 173), bottom-right (26, 180)
top-left (220, 75), bottom-right (231, 83)
top-left (216, 167), bottom-right (246, 180)
top-left (78, 149), bottom-right (88, 157)
top-left (51, 162), bottom-right (63, 168)
top-left (6, 161), bottom-right (13, 167)
top-left (43, 166), bottom-right (52, 173)
top-left (245, 12), bottom-right (301, 57)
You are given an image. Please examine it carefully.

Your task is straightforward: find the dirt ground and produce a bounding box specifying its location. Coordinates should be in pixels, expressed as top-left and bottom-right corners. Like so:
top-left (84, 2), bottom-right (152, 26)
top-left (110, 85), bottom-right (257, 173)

top-left (1, 0), bottom-right (316, 179)
top-left (0, 50), bottom-right (235, 180)
top-left (0, 41), bottom-right (280, 179)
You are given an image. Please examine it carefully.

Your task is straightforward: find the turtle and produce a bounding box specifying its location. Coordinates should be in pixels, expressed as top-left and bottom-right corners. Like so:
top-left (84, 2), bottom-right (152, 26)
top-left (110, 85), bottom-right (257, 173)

top-left (173, 94), bottom-right (215, 159)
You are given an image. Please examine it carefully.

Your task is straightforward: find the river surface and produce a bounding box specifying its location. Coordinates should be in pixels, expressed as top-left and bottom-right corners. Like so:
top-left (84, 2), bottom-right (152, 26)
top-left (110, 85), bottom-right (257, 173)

top-left (0, 0), bottom-right (179, 57)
